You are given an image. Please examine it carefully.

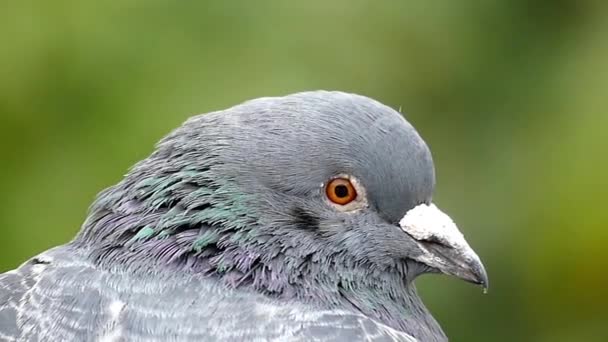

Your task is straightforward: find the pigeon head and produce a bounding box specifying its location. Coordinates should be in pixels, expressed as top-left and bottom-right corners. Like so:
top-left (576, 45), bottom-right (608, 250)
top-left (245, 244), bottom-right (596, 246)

top-left (75, 91), bottom-right (486, 338)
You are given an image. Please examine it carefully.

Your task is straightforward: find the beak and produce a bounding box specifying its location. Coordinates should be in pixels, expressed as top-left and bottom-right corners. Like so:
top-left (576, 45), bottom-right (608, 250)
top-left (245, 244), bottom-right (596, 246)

top-left (399, 203), bottom-right (488, 290)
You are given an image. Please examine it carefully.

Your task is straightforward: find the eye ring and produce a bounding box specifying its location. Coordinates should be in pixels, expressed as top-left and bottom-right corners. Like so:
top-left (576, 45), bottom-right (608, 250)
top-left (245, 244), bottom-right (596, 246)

top-left (326, 177), bottom-right (357, 205)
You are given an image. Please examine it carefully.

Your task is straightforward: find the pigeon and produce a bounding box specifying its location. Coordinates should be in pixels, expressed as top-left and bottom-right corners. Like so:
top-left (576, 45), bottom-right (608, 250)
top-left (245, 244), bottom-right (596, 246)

top-left (0, 91), bottom-right (487, 342)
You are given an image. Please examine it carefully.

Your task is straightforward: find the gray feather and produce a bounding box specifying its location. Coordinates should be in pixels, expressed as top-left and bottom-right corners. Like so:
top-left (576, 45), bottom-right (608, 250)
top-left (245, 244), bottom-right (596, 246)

top-left (1, 247), bottom-right (416, 341)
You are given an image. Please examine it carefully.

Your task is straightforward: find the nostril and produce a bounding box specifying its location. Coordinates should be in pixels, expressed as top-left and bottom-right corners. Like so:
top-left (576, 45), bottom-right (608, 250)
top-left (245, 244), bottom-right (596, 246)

top-left (419, 235), bottom-right (450, 248)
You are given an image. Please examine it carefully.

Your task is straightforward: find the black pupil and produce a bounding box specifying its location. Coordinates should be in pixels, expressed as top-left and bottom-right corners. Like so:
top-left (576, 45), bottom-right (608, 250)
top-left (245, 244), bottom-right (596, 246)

top-left (334, 184), bottom-right (349, 198)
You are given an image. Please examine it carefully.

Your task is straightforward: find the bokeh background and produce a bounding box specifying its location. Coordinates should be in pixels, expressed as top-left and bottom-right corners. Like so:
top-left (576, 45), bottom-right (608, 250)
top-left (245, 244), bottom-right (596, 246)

top-left (1, 1), bottom-right (607, 341)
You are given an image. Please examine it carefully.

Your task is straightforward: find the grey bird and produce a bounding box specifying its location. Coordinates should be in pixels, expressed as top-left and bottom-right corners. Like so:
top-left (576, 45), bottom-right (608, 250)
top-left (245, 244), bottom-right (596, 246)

top-left (0, 91), bottom-right (487, 341)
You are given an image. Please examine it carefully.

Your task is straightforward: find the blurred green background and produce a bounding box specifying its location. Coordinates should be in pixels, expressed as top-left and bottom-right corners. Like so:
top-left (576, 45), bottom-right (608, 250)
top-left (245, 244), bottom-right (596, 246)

top-left (1, 1), bottom-right (607, 341)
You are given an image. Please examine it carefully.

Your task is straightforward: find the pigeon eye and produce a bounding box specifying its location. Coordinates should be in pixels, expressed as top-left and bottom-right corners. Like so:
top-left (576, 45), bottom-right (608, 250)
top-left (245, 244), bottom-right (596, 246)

top-left (326, 178), bottom-right (357, 205)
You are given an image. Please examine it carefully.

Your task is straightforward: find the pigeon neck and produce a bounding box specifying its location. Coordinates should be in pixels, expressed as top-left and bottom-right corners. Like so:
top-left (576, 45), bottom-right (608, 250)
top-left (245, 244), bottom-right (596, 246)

top-left (74, 167), bottom-right (446, 341)
top-left (278, 259), bottom-right (447, 342)
top-left (338, 282), bottom-right (447, 342)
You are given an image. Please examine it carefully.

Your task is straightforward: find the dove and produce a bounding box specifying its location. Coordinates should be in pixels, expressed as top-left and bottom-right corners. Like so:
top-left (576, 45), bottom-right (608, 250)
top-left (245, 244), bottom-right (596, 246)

top-left (0, 91), bottom-right (487, 341)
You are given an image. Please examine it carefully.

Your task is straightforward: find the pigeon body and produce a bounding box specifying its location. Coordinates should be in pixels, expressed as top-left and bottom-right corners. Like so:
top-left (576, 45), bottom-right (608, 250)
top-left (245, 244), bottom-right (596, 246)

top-left (0, 91), bottom-right (487, 341)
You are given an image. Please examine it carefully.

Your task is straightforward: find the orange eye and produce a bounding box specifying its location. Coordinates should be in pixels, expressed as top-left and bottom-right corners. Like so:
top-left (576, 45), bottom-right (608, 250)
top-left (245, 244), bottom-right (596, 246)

top-left (326, 178), bottom-right (357, 205)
